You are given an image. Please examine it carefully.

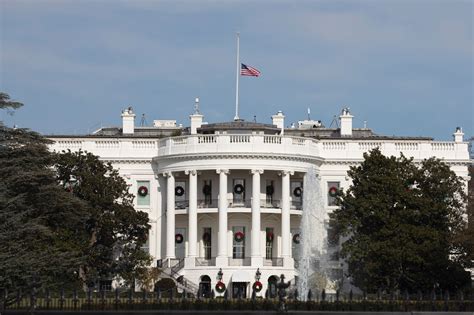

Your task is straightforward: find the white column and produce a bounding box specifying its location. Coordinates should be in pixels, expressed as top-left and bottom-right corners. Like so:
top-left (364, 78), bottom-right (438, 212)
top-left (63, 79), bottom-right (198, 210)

top-left (165, 172), bottom-right (175, 260)
top-left (251, 169), bottom-right (263, 266)
top-left (185, 170), bottom-right (198, 267)
top-left (216, 169), bottom-right (229, 266)
top-left (281, 170), bottom-right (293, 263)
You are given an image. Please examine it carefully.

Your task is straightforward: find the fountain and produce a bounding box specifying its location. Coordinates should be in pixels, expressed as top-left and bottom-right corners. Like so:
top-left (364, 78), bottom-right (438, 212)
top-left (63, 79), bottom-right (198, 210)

top-left (297, 167), bottom-right (329, 301)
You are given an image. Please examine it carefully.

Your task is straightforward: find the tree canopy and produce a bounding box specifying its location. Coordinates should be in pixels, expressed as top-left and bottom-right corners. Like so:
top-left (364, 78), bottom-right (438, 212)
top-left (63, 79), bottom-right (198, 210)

top-left (1, 93), bottom-right (152, 295)
top-left (330, 148), bottom-right (470, 293)
top-left (0, 126), bottom-right (91, 295)
top-left (54, 150), bottom-right (151, 287)
top-left (0, 92), bottom-right (23, 110)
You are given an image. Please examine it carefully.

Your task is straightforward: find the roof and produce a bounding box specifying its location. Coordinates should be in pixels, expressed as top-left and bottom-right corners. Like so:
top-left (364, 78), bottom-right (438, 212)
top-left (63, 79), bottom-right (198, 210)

top-left (198, 121), bottom-right (280, 134)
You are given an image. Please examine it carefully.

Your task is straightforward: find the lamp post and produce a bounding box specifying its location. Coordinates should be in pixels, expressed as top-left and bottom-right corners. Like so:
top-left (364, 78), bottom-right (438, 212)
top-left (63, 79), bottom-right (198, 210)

top-left (255, 268), bottom-right (261, 281)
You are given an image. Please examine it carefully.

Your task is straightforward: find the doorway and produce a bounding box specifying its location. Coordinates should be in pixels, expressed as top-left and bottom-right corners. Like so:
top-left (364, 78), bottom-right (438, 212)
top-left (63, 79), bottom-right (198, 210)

top-left (232, 282), bottom-right (247, 298)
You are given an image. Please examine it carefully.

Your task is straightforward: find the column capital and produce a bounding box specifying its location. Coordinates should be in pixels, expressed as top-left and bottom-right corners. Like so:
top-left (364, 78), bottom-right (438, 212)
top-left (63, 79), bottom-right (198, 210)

top-left (185, 169), bottom-right (197, 176)
top-left (216, 169), bottom-right (230, 175)
top-left (278, 170), bottom-right (294, 176)
top-left (250, 169), bottom-right (264, 175)
top-left (162, 171), bottom-right (173, 178)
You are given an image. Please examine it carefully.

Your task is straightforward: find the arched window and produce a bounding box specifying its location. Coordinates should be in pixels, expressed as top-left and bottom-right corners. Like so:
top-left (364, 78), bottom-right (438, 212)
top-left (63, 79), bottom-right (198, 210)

top-left (268, 275), bottom-right (278, 298)
top-left (199, 275), bottom-right (212, 298)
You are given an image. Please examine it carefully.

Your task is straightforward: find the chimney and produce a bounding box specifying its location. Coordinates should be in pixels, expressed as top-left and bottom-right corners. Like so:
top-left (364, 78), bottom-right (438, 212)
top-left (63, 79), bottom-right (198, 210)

top-left (121, 106), bottom-right (136, 134)
top-left (453, 126), bottom-right (464, 143)
top-left (190, 97), bottom-right (204, 135)
top-left (339, 107), bottom-right (353, 137)
top-left (272, 111), bottom-right (285, 134)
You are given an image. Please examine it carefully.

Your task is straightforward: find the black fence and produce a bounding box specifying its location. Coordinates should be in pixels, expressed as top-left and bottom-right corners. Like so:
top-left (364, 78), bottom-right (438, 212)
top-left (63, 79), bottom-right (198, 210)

top-left (2, 288), bottom-right (474, 312)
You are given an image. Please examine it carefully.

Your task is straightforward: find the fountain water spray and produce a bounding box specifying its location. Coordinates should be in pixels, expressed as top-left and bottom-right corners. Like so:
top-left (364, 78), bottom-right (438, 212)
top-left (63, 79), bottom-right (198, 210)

top-left (297, 167), bottom-right (329, 300)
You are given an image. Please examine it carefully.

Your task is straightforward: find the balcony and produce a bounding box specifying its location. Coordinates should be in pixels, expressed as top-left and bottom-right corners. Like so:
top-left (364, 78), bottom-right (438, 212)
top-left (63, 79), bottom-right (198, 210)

top-left (175, 200), bottom-right (189, 209)
top-left (158, 134), bottom-right (319, 158)
top-left (228, 199), bottom-right (251, 208)
top-left (291, 200), bottom-right (302, 210)
top-left (264, 258), bottom-right (284, 267)
top-left (195, 257), bottom-right (216, 266)
top-left (228, 257), bottom-right (251, 266)
top-left (176, 198), bottom-right (296, 210)
top-left (197, 199), bottom-right (218, 208)
top-left (260, 199), bottom-right (281, 208)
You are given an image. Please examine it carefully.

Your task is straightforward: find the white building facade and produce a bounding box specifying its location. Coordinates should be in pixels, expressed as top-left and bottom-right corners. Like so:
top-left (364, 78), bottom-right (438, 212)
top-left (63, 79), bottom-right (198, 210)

top-left (48, 105), bottom-right (471, 297)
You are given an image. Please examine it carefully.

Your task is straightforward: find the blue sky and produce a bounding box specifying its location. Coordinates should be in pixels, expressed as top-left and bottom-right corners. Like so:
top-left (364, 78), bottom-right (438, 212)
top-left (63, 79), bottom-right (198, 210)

top-left (1, 0), bottom-right (472, 140)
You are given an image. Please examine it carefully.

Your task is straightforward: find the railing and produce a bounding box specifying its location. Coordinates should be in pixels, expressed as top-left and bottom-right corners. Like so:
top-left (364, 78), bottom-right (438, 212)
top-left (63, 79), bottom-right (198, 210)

top-left (228, 257), bottom-right (251, 266)
top-left (197, 199), bottom-right (218, 208)
top-left (95, 140), bottom-right (119, 148)
top-left (291, 200), bottom-right (303, 210)
top-left (228, 199), bottom-right (251, 208)
top-left (264, 257), bottom-right (284, 266)
top-left (132, 140), bottom-right (157, 149)
top-left (175, 200), bottom-right (189, 209)
top-left (260, 199), bottom-right (281, 208)
top-left (195, 257), bottom-right (216, 266)
top-left (197, 135), bottom-right (216, 143)
top-left (263, 135), bottom-right (282, 144)
top-left (230, 135), bottom-right (250, 143)
top-left (3, 288), bottom-right (473, 311)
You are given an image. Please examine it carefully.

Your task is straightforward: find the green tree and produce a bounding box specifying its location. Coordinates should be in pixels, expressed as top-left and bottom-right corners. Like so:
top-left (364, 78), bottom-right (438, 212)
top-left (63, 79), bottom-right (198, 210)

top-left (0, 92), bottom-right (23, 110)
top-left (54, 150), bottom-right (152, 287)
top-left (0, 126), bottom-right (90, 297)
top-left (330, 148), bottom-right (470, 293)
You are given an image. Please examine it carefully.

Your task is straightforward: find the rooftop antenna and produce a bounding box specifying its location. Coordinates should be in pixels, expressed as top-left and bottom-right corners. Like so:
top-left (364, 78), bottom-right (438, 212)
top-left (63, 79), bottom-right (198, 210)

top-left (307, 107), bottom-right (311, 120)
top-left (363, 120), bottom-right (367, 129)
top-left (194, 97), bottom-right (200, 114)
top-left (140, 113), bottom-right (148, 126)
top-left (329, 115), bottom-right (339, 128)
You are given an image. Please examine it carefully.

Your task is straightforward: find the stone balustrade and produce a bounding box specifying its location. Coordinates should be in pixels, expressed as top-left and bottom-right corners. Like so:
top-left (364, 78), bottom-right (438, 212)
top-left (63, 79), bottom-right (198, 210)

top-left (49, 135), bottom-right (469, 162)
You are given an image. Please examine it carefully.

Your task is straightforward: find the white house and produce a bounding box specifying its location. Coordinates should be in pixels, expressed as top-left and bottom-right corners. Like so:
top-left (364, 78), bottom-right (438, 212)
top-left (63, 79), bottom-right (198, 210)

top-left (48, 102), bottom-right (471, 297)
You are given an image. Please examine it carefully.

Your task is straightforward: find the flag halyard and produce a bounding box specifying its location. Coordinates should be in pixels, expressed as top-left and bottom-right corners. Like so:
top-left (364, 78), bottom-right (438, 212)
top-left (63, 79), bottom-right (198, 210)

top-left (240, 63), bottom-right (261, 77)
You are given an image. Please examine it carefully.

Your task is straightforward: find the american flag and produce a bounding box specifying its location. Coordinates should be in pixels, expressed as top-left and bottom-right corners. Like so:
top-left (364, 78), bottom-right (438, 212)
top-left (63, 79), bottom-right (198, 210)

top-left (240, 63), bottom-right (261, 77)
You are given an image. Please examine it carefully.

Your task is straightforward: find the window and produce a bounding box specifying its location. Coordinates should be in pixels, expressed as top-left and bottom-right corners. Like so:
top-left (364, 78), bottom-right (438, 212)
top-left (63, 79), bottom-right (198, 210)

top-left (203, 227), bottom-right (212, 260)
top-left (175, 228), bottom-right (186, 258)
top-left (327, 181), bottom-right (340, 206)
top-left (137, 180), bottom-right (150, 206)
top-left (141, 231), bottom-right (150, 254)
top-left (265, 180), bottom-right (274, 206)
top-left (203, 180), bottom-right (212, 205)
top-left (265, 227), bottom-right (274, 259)
top-left (233, 179), bottom-right (245, 205)
top-left (291, 181), bottom-right (303, 208)
top-left (291, 228), bottom-right (301, 260)
top-left (232, 226), bottom-right (245, 259)
top-left (327, 226), bottom-right (339, 261)
top-left (175, 180), bottom-right (187, 209)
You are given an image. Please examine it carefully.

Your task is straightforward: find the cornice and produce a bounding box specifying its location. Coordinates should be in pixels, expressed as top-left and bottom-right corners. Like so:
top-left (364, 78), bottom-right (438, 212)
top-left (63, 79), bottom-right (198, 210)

top-left (154, 152), bottom-right (323, 164)
top-left (100, 158), bottom-right (152, 164)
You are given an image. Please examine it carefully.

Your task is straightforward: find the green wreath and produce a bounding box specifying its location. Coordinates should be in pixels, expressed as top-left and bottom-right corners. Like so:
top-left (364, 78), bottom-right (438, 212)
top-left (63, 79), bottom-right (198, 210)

top-left (138, 186), bottom-right (148, 197)
top-left (215, 281), bottom-right (226, 293)
top-left (234, 231), bottom-right (245, 242)
top-left (328, 186), bottom-right (338, 197)
top-left (293, 233), bottom-right (301, 244)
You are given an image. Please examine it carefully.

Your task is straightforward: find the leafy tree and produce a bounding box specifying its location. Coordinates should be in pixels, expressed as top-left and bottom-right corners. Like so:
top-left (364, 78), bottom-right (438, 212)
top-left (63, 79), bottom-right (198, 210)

top-left (0, 92), bottom-right (23, 110)
top-left (0, 126), bottom-right (90, 298)
top-left (330, 148), bottom-right (470, 293)
top-left (54, 150), bottom-right (152, 287)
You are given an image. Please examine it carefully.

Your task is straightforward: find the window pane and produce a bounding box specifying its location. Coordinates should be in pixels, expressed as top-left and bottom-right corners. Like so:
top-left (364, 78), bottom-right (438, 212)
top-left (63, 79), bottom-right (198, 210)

top-left (232, 226), bottom-right (245, 259)
top-left (137, 181), bottom-right (150, 206)
top-left (327, 181), bottom-right (340, 206)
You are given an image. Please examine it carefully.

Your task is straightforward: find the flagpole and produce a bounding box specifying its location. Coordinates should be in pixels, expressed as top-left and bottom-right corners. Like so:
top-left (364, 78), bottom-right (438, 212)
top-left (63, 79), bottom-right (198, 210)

top-left (234, 32), bottom-right (240, 121)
